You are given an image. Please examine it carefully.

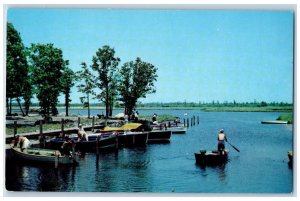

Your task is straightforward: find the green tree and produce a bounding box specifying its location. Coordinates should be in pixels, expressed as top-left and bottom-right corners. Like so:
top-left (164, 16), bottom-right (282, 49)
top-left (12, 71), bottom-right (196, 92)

top-left (6, 22), bottom-right (31, 116)
top-left (91, 45), bottom-right (120, 118)
top-left (119, 57), bottom-right (157, 117)
top-left (76, 62), bottom-right (95, 118)
top-left (61, 61), bottom-right (76, 116)
top-left (28, 43), bottom-right (65, 122)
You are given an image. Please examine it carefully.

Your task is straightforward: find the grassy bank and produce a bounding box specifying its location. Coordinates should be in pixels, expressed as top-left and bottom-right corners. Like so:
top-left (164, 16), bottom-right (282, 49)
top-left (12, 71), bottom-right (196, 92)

top-left (276, 113), bottom-right (293, 124)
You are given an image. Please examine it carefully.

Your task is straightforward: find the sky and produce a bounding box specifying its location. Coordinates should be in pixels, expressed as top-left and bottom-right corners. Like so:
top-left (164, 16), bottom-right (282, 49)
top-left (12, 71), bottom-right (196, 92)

top-left (6, 8), bottom-right (294, 104)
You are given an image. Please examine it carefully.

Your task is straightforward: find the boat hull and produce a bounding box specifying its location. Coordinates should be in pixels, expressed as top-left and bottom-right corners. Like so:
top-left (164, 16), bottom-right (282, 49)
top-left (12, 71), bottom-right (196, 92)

top-left (11, 147), bottom-right (77, 165)
top-left (147, 130), bottom-right (172, 143)
top-left (195, 150), bottom-right (228, 166)
top-left (117, 132), bottom-right (148, 146)
top-left (50, 135), bottom-right (117, 152)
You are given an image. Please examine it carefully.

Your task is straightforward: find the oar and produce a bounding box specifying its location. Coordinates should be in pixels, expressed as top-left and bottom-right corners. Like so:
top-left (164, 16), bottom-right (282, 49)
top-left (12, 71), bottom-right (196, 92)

top-left (226, 141), bottom-right (240, 152)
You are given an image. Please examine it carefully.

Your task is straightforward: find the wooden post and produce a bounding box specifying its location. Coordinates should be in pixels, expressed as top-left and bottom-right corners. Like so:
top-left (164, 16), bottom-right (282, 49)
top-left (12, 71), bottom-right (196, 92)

top-left (193, 116), bottom-right (195, 126)
top-left (115, 136), bottom-right (119, 150)
top-left (187, 118), bottom-right (189, 128)
top-left (197, 116), bottom-right (199, 125)
top-left (184, 118), bottom-right (186, 127)
top-left (39, 120), bottom-right (43, 134)
top-left (61, 118), bottom-right (64, 136)
top-left (78, 117), bottom-right (81, 127)
top-left (96, 135), bottom-right (99, 155)
top-left (92, 116), bottom-right (95, 132)
top-left (13, 120), bottom-right (17, 137)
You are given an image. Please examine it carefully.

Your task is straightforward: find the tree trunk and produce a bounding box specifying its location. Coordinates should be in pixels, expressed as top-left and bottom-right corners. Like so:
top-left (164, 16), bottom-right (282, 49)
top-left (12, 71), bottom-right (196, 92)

top-left (9, 98), bottom-right (12, 115)
top-left (6, 98), bottom-right (9, 115)
top-left (87, 93), bottom-right (90, 118)
top-left (105, 85), bottom-right (109, 118)
top-left (16, 97), bottom-right (25, 116)
top-left (65, 88), bottom-right (69, 116)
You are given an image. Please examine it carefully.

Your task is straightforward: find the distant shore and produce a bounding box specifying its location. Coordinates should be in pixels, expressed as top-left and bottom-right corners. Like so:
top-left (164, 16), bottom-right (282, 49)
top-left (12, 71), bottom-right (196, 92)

top-left (55, 106), bottom-right (293, 112)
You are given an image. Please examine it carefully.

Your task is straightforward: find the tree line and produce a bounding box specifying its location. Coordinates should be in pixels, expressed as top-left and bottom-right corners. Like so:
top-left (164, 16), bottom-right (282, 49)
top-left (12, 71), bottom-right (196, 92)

top-left (6, 22), bottom-right (158, 122)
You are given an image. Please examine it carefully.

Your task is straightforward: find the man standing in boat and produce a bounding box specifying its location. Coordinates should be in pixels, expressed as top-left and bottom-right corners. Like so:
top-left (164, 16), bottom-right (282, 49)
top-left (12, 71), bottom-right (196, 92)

top-left (217, 129), bottom-right (227, 155)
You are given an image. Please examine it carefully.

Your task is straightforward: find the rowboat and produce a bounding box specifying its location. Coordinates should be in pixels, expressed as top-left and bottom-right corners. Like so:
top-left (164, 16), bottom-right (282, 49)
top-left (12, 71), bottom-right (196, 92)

top-left (261, 120), bottom-right (288, 124)
top-left (194, 150), bottom-right (229, 166)
top-left (11, 147), bottom-right (78, 165)
top-left (49, 133), bottom-right (117, 152)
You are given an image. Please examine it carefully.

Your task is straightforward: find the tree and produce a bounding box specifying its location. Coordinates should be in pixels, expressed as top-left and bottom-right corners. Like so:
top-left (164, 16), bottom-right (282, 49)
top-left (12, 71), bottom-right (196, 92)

top-left (28, 43), bottom-right (65, 122)
top-left (76, 62), bottom-right (95, 118)
top-left (119, 57), bottom-right (157, 117)
top-left (91, 45), bottom-right (120, 118)
top-left (61, 61), bottom-right (76, 116)
top-left (6, 22), bottom-right (31, 116)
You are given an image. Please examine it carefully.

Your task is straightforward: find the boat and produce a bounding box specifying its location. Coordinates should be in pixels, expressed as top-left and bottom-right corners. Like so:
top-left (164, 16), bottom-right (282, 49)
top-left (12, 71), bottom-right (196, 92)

top-left (261, 120), bottom-right (288, 124)
top-left (11, 147), bottom-right (78, 165)
top-left (117, 131), bottom-right (149, 146)
top-left (102, 123), bottom-right (148, 146)
top-left (49, 133), bottom-right (118, 152)
top-left (194, 150), bottom-right (229, 166)
top-left (168, 126), bottom-right (187, 134)
top-left (147, 130), bottom-right (172, 143)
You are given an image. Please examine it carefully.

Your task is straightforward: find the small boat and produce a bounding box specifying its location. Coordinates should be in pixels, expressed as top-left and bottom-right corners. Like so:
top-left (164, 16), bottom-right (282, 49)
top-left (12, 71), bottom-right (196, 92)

top-left (168, 126), bottom-right (187, 134)
top-left (11, 147), bottom-right (78, 165)
top-left (261, 120), bottom-right (288, 124)
top-left (102, 123), bottom-right (149, 146)
top-left (147, 130), bottom-right (172, 143)
top-left (194, 150), bottom-right (229, 166)
top-left (117, 131), bottom-right (149, 146)
top-left (49, 133), bottom-right (117, 152)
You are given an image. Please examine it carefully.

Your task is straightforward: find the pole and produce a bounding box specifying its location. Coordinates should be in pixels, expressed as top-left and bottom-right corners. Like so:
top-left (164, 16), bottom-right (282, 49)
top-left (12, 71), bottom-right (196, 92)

top-left (92, 116), bottom-right (95, 132)
top-left (39, 120), bottom-right (43, 135)
top-left (61, 118), bottom-right (64, 136)
top-left (13, 120), bottom-right (17, 137)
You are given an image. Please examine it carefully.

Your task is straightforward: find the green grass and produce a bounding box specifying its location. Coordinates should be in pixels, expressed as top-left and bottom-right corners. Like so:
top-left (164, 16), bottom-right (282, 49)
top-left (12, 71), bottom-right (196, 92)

top-left (140, 114), bottom-right (176, 122)
top-left (276, 113), bottom-right (293, 124)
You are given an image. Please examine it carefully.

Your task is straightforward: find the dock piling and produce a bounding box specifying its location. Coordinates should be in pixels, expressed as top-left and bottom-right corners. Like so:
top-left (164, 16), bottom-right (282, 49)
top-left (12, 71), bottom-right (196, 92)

top-left (13, 120), bottom-right (17, 137)
top-left (61, 118), bottom-right (64, 135)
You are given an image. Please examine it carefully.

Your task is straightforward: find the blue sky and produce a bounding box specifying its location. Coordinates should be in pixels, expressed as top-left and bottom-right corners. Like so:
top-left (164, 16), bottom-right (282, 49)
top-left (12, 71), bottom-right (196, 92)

top-left (7, 8), bottom-right (294, 103)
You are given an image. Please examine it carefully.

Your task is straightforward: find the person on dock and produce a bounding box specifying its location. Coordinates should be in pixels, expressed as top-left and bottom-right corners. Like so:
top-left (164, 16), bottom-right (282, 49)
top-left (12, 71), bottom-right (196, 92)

top-left (152, 113), bottom-right (157, 122)
top-left (217, 129), bottom-right (227, 155)
top-left (14, 135), bottom-right (31, 152)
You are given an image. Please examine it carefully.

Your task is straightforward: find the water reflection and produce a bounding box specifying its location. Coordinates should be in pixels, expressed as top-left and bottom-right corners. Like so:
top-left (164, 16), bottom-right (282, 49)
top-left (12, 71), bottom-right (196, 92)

top-left (196, 162), bottom-right (228, 183)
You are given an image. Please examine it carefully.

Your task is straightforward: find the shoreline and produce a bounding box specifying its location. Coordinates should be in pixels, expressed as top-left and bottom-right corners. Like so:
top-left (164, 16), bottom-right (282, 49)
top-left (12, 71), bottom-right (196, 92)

top-left (17, 106), bottom-right (293, 112)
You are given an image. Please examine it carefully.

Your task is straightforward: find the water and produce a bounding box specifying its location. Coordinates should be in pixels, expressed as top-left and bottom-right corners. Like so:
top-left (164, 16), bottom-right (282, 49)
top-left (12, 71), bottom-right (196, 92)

top-left (5, 110), bottom-right (293, 193)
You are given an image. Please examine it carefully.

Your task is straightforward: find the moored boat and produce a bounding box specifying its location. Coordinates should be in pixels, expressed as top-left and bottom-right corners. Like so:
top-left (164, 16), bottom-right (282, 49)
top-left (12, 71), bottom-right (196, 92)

top-left (147, 130), bottom-right (172, 143)
top-left (102, 123), bottom-right (149, 146)
top-left (49, 133), bottom-right (117, 152)
top-left (194, 150), bottom-right (229, 166)
top-left (11, 147), bottom-right (78, 165)
top-left (117, 131), bottom-right (149, 146)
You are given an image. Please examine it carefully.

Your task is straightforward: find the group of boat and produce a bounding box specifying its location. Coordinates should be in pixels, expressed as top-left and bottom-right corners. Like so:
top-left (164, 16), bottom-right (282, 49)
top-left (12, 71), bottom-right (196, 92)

top-left (9, 121), bottom-right (186, 167)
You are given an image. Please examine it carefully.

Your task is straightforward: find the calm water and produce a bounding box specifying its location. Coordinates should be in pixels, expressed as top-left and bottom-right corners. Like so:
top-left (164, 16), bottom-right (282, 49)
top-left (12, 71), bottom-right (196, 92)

top-left (5, 110), bottom-right (293, 193)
